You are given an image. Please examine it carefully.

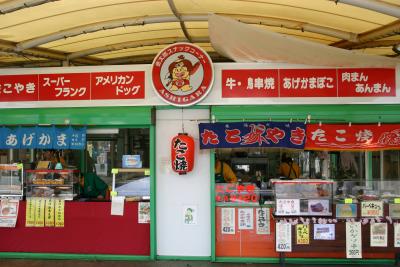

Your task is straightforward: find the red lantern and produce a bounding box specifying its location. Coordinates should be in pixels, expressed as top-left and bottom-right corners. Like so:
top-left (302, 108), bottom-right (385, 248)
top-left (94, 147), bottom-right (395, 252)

top-left (171, 133), bottom-right (195, 175)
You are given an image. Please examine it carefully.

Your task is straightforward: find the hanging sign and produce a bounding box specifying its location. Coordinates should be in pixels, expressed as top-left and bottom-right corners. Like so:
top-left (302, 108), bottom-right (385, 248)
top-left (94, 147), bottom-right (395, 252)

top-left (54, 199), bottom-right (65, 227)
top-left (394, 223), bottom-right (400, 248)
top-left (199, 121), bottom-right (306, 149)
top-left (306, 124), bottom-right (400, 150)
top-left (25, 197), bottom-right (35, 227)
top-left (346, 222), bottom-right (362, 259)
top-left (276, 222), bottom-right (292, 252)
top-left (151, 42), bottom-right (214, 107)
top-left (45, 198), bottom-right (55, 227)
top-left (34, 198), bottom-right (45, 227)
top-left (171, 133), bottom-right (195, 174)
top-left (0, 126), bottom-right (86, 150)
top-left (221, 208), bottom-right (235, 234)
top-left (222, 68), bottom-right (395, 98)
top-left (256, 208), bottom-right (270, 235)
top-left (370, 223), bottom-right (388, 247)
top-left (296, 224), bottom-right (310, 245)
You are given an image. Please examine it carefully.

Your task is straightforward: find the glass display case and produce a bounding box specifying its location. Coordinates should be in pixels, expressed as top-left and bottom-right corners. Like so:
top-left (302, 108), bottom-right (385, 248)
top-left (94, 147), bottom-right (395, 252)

top-left (113, 168), bottom-right (150, 201)
top-left (0, 164), bottom-right (23, 198)
top-left (26, 169), bottom-right (79, 200)
top-left (271, 179), bottom-right (334, 216)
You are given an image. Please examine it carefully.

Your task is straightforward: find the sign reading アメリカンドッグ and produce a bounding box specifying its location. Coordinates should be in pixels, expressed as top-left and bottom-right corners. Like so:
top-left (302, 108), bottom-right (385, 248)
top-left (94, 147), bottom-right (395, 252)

top-left (151, 43), bottom-right (214, 107)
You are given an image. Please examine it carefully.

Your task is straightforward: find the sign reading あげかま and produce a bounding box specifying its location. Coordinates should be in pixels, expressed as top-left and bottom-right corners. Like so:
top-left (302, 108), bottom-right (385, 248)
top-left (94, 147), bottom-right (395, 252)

top-left (151, 43), bottom-right (214, 107)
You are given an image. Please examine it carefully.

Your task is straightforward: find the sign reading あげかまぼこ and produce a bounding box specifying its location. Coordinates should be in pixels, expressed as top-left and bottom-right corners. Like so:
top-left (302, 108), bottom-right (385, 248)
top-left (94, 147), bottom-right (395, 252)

top-left (151, 43), bottom-right (214, 107)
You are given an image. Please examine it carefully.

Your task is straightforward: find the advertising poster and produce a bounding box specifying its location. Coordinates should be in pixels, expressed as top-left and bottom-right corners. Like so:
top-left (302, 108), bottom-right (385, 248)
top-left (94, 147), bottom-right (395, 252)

top-left (0, 198), bottom-right (19, 227)
top-left (275, 199), bottom-right (300, 215)
top-left (238, 208), bottom-right (253, 230)
top-left (296, 224), bottom-right (310, 245)
top-left (336, 204), bottom-right (357, 218)
top-left (138, 202), bottom-right (150, 224)
top-left (183, 205), bottom-right (197, 225)
top-left (55, 199), bottom-right (65, 227)
top-left (394, 223), bottom-right (400, 248)
top-left (361, 201), bottom-right (383, 217)
top-left (370, 223), bottom-right (388, 247)
top-left (276, 222), bottom-right (292, 252)
top-left (389, 204), bottom-right (400, 219)
top-left (34, 198), bottom-right (45, 227)
top-left (221, 208), bottom-right (235, 234)
top-left (25, 197), bottom-right (35, 227)
top-left (256, 208), bottom-right (270, 235)
top-left (314, 224), bottom-right (335, 240)
top-left (308, 199), bottom-right (330, 215)
top-left (45, 198), bottom-right (55, 227)
top-left (346, 222), bottom-right (362, 258)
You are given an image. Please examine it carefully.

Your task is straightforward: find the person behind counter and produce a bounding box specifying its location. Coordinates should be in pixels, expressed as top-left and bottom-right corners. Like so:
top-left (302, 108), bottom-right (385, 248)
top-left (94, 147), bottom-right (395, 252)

top-left (215, 159), bottom-right (238, 183)
top-left (79, 172), bottom-right (109, 200)
top-left (279, 153), bottom-right (300, 179)
top-left (41, 149), bottom-right (66, 169)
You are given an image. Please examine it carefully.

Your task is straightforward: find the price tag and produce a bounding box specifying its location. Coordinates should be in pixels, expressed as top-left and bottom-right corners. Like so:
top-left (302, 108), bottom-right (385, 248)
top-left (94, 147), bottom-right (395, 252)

top-left (16, 163), bottom-right (23, 170)
top-left (111, 168), bottom-right (119, 174)
top-left (110, 191), bottom-right (117, 197)
top-left (395, 198), bottom-right (400, 204)
top-left (345, 198), bottom-right (353, 204)
top-left (144, 169), bottom-right (150, 176)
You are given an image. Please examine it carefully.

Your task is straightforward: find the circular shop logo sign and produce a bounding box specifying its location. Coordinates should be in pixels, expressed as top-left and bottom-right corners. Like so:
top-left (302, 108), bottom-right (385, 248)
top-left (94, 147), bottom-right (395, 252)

top-left (151, 43), bottom-right (214, 107)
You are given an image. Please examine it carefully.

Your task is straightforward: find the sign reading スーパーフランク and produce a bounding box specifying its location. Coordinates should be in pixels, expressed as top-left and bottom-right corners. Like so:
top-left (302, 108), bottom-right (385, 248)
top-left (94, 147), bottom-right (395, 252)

top-left (151, 43), bottom-right (214, 107)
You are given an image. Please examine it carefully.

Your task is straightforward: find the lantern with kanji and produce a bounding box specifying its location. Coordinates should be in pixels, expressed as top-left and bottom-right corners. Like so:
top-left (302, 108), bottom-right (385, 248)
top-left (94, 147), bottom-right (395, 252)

top-left (171, 133), bottom-right (195, 175)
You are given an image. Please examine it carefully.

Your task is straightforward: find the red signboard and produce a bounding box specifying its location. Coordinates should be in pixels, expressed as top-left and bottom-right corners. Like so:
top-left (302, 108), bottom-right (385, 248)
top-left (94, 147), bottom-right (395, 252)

top-left (39, 73), bottom-right (91, 101)
top-left (0, 75), bottom-right (38, 102)
top-left (91, 71), bottom-right (145, 99)
top-left (221, 68), bottom-right (395, 98)
top-left (222, 69), bottom-right (279, 97)
top-left (338, 68), bottom-right (395, 97)
top-left (306, 124), bottom-right (400, 150)
top-left (171, 133), bottom-right (195, 174)
top-left (279, 69), bottom-right (337, 97)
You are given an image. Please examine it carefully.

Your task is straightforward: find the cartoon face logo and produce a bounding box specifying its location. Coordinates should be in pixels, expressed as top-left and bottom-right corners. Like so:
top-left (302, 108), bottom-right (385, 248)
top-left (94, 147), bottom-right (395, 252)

top-left (152, 43), bottom-right (214, 107)
top-left (166, 55), bottom-right (200, 92)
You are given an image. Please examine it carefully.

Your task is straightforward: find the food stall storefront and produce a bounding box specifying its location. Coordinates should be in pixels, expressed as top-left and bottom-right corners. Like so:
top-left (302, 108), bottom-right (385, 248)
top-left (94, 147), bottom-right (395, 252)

top-left (0, 82), bottom-right (155, 259)
top-left (205, 104), bottom-right (400, 265)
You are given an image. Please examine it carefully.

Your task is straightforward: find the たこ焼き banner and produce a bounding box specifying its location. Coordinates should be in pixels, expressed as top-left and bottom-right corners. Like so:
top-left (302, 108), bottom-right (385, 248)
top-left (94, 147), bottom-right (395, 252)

top-left (306, 124), bottom-right (400, 150)
top-left (0, 126), bottom-right (86, 149)
top-left (199, 122), bottom-right (306, 149)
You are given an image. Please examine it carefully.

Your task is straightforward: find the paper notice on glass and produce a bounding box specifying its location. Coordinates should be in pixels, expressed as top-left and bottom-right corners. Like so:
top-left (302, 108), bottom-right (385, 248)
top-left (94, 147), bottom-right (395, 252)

top-left (296, 224), bottom-right (310, 245)
top-left (0, 198), bottom-right (19, 227)
top-left (238, 208), bottom-right (253, 230)
top-left (361, 201), bottom-right (383, 217)
top-left (256, 208), bottom-right (270, 235)
top-left (221, 208), bottom-right (235, 234)
top-left (138, 202), bottom-right (150, 223)
top-left (44, 198), bottom-right (54, 227)
top-left (314, 224), bottom-right (335, 240)
top-left (394, 223), bottom-right (400, 248)
top-left (183, 205), bottom-right (197, 225)
top-left (34, 198), bottom-right (45, 227)
top-left (276, 222), bottom-right (292, 252)
top-left (55, 199), bottom-right (65, 227)
top-left (346, 222), bottom-right (362, 258)
top-left (111, 196), bottom-right (125, 216)
top-left (275, 199), bottom-right (300, 215)
top-left (370, 223), bottom-right (387, 247)
top-left (25, 197), bottom-right (35, 227)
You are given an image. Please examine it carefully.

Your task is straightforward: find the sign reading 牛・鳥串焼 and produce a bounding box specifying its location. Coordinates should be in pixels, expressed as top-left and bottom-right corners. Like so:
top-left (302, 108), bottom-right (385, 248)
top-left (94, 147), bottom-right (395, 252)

top-left (222, 68), bottom-right (395, 98)
top-left (305, 124), bottom-right (400, 150)
top-left (151, 43), bottom-right (214, 107)
top-left (199, 121), bottom-right (305, 149)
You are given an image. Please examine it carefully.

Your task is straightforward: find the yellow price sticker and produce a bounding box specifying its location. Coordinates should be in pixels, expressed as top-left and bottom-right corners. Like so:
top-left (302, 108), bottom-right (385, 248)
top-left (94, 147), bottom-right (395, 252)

top-left (111, 168), bottom-right (119, 174)
top-left (110, 191), bottom-right (117, 197)
top-left (16, 163), bottom-right (23, 169)
top-left (144, 169), bottom-right (150, 176)
top-left (345, 198), bottom-right (353, 204)
top-left (395, 198), bottom-right (400, 204)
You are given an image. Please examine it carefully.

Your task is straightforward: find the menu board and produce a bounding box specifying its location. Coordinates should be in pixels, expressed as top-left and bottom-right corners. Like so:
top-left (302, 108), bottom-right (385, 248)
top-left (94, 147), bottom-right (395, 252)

top-left (276, 222), bottom-right (292, 252)
top-left (346, 222), bottom-right (362, 258)
top-left (275, 199), bottom-right (300, 215)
